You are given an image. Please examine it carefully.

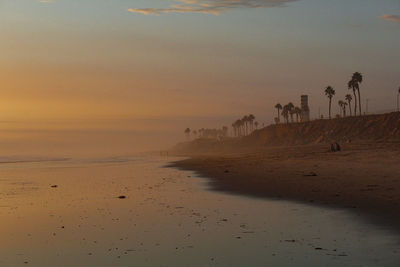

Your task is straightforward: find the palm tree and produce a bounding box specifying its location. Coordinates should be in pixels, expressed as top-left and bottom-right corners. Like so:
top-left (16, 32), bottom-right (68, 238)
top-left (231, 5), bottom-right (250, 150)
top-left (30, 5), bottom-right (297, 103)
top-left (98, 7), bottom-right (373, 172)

top-left (325, 86), bottom-right (335, 119)
top-left (290, 109), bottom-right (295, 123)
top-left (184, 128), bottom-right (191, 140)
top-left (275, 104), bottom-right (282, 123)
top-left (248, 114), bottom-right (255, 132)
top-left (352, 72), bottom-right (363, 115)
top-left (282, 105), bottom-right (289, 124)
top-left (239, 119), bottom-right (245, 136)
top-left (343, 102), bottom-right (348, 117)
top-left (254, 121), bottom-right (259, 129)
top-left (348, 79), bottom-right (357, 116)
top-left (242, 115), bottom-right (249, 136)
top-left (287, 102), bottom-right (295, 123)
top-left (345, 94), bottom-right (352, 116)
top-left (338, 100), bottom-right (344, 117)
top-left (294, 107), bottom-right (302, 122)
top-left (234, 119), bottom-right (242, 137)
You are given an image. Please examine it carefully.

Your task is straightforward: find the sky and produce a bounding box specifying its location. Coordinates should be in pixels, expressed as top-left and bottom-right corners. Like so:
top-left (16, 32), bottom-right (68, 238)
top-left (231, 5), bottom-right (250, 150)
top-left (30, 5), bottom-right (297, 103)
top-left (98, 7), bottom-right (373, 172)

top-left (0, 0), bottom-right (399, 155)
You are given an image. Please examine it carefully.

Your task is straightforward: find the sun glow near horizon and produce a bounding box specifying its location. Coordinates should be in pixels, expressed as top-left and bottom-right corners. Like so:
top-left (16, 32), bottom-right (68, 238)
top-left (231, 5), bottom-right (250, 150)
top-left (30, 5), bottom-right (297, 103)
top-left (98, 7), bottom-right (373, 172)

top-left (0, 0), bottom-right (399, 153)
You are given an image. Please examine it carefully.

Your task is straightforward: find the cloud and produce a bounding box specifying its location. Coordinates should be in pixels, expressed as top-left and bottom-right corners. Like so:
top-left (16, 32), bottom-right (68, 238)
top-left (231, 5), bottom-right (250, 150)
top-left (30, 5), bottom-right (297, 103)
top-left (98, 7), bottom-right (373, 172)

top-left (128, 0), bottom-right (297, 15)
top-left (379, 14), bottom-right (400, 24)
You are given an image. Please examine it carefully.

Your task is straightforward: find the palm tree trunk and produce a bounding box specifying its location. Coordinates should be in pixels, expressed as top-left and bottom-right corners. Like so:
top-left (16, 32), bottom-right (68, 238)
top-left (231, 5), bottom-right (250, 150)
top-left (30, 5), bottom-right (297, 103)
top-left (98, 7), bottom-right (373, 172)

top-left (277, 109), bottom-right (280, 123)
top-left (348, 101), bottom-right (352, 116)
top-left (353, 88), bottom-right (358, 116)
top-left (353, 90), bottom-right (357, 116)
top-left (357, 89), bottom-right (361, 115)
top-left (329, 98), bottom-right (332, 119)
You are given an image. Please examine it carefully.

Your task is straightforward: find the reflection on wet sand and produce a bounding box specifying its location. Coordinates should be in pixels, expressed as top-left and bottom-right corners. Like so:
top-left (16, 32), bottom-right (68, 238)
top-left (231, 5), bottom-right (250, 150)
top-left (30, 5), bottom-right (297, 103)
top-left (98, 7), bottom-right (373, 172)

top-left (0, 157), bottom-right (399, 266)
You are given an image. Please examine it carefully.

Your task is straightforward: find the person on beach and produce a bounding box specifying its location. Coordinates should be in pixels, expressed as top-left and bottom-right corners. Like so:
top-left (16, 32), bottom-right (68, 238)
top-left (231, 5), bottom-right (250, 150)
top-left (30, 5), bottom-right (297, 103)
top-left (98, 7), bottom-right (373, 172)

top-left (335, 142), bottom-right (341, 152)
top-left (330, 143), bottom-right (336, 152)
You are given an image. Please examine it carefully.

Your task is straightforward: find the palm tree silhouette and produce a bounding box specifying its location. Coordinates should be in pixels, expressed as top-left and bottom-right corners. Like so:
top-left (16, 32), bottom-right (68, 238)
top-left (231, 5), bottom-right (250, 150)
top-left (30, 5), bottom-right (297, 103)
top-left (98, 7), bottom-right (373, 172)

top-left (349, 72), bottom-right (363, 115)
top-left (343, 102), bottom-right (348, 117)
top-left (254, 121), bottom-right (259, 129)
top-left (248, 114), bottom-right (255, 132)
top-left (348, 79), bottom-right (357, 116)
top-left (184, 128), bottom-right (191, 140)
top-left (239, 119), bottom-right (245, 136)
top-left (233, 119), bottom-right (242, 137)
top-left (231, 122), bottom-right (237, 137)
top-left (287, 102), bottom-right (295, 123)
top-left (325, 86), bottom-right (335, 119)
top-left (275, 103), bottom-right (282, 123)
top-left (345, 94), bottom-right (352, 116)
top-left (338, 100), bottom-right (344, 117)
top-left (294, 107), bottom-right (302, 122)
top-left (242, 115), bottom-right (249, 136)
top-left (282, 105), bottom-right (289, 124)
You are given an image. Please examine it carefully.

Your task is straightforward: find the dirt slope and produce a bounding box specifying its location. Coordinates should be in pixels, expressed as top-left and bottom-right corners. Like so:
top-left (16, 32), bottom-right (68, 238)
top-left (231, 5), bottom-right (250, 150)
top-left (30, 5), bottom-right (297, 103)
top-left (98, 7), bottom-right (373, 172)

top-left (173, 112), bottom-right (400, 154)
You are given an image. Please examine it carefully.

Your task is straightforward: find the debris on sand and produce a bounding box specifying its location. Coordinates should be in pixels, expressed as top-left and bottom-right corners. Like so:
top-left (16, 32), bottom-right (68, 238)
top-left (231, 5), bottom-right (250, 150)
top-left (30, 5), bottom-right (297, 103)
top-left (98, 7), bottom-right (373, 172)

top-left (303, 172), bottom-right (317, 177)
top-left (50, 185), bottom-right (58, 188)
top-left (118, 195), bottom-right (126, 199)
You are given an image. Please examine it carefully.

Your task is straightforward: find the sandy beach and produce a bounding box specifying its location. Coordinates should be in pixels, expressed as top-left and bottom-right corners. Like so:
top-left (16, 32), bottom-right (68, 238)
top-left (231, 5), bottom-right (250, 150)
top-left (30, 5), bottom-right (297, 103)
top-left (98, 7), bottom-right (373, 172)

top-left (4, 156), bottom-right (399, 265)
top-left (170, 141), bottom-right (400, 231)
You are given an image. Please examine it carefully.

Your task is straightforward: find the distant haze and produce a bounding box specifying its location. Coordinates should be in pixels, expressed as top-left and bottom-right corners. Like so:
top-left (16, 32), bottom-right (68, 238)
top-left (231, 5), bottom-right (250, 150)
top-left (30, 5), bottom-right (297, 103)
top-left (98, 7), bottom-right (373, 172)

top-left (0, 0), bottom-right (399, 155)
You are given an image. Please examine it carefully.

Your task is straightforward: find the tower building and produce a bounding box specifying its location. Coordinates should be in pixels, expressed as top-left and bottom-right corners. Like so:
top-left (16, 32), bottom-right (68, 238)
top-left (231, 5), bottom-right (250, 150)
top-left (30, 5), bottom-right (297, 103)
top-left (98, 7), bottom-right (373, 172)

top-left (301, 95), bottom-right (310, 122)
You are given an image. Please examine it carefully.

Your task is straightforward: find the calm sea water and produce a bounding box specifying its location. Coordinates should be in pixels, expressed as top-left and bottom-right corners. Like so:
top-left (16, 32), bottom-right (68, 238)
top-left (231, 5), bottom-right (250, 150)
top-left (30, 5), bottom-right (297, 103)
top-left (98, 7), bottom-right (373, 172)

top-left (0, 156), bottom-right (399, 266)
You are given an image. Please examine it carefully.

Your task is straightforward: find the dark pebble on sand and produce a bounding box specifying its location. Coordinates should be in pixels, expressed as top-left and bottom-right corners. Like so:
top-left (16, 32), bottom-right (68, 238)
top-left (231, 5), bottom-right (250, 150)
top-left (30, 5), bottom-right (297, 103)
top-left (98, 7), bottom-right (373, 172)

top-left (51, 185), bottom-right (58, 188)
top-left (118, 196), bottom-right (126, 199)
top-left (304, 172), bottom-right (317, 177)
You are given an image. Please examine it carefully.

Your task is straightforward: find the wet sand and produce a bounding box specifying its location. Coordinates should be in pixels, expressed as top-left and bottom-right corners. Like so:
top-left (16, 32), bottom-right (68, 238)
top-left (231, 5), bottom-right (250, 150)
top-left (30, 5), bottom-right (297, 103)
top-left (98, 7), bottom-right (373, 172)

top-left (170, 142), bottom-right (400, 231)
top-left (1, 156), bottom-right (399, 265)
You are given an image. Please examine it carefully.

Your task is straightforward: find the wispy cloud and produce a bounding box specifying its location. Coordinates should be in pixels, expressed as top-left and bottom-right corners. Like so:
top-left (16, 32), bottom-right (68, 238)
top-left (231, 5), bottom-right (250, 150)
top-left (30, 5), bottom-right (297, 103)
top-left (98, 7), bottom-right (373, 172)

top-left (379, 14), bottom-right (400, 24)
top-left (128, 0), bottom-right (297, 15)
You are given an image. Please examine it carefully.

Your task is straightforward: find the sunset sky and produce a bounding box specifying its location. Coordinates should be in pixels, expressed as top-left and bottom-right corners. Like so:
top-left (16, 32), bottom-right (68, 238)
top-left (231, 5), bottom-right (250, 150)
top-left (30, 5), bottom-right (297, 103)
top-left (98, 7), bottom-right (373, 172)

top-left (0, 0), bottom-right (399, 154)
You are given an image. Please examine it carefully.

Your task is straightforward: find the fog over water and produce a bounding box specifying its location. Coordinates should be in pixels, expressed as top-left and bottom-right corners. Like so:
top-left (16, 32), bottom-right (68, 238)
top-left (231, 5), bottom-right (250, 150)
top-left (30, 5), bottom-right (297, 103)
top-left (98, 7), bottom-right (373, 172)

top-left (0, 118), bottom-right (221, 157)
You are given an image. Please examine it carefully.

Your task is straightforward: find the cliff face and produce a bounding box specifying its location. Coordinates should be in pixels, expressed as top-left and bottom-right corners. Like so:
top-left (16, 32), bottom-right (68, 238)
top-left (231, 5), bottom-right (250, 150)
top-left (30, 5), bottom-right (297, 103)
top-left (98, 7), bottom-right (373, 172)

top-left (173, 112), bottom-right (400, 154)
top-left (247, 112), bottom-right (400, 146)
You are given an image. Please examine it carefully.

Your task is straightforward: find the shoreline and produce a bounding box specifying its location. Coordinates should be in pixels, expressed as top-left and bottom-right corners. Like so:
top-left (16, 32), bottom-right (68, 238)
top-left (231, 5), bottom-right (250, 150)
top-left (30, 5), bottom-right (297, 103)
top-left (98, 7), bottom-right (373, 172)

top-left (169, 142), bottom-right (400, 233)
